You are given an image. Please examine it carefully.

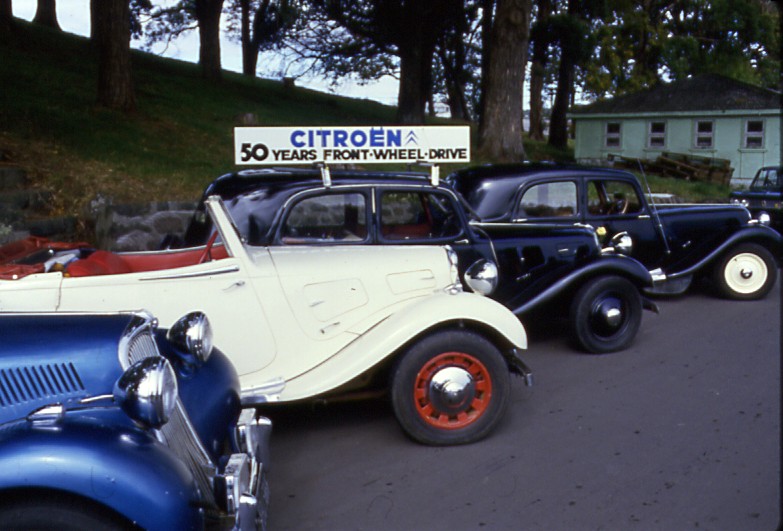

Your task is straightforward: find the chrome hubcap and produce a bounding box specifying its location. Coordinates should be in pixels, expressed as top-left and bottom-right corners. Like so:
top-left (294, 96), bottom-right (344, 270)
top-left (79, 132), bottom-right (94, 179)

top-left (590, 296), bottom-right (625, 337)
top-left (429, 366), bottom-right (475, 413)
top-left (724, 253), bottom-right (768, 294)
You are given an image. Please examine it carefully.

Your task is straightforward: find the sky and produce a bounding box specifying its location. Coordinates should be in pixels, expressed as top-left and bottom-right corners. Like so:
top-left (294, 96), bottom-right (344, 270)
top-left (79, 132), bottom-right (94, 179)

top-left (12, 0), bottom-right (401, 106)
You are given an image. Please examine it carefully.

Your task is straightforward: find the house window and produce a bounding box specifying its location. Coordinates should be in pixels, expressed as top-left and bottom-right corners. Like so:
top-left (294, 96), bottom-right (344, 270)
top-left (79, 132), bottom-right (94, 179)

top-left (604, 122), bottom-right (621, 148)
top-left (694, 121), bottom-right (714, 149)
top-left (743, 120), bottom-right (765, 149)
top-left (647, 121), bottom-right (666, 148)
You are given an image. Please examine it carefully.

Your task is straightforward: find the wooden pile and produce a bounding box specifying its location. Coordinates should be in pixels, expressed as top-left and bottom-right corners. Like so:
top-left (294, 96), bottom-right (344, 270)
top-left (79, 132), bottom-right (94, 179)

top-left (608, 152), bottom-right (733, 185)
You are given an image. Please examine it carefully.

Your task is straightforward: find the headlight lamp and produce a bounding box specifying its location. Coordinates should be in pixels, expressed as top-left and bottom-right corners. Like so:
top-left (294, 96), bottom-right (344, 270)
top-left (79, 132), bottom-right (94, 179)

top-left (167, 311), bottom-right (214, 363)
top-left (464, 259), bottom-right (499, 296)
top-left (114, 357), bottom-right (178, 429)
top-left (758, 212), bottom-right (771, 225)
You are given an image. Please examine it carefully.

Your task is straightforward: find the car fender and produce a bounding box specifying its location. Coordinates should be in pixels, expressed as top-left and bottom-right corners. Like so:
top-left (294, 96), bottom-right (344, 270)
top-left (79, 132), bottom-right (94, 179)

top-left (510, 254), bottom-right (653, 316)
top-left (0, 417), bottom-right (203, 531)
top-left (279, 290), bottom-right (528, 401)
top-left (666, 225), bottom-right (783, 279)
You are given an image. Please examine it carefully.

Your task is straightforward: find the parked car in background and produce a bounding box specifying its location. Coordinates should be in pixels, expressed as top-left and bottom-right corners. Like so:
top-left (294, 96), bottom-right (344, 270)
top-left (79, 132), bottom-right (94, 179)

top-left (171, 167), bottom-right (656, 354)
top-left (0, 196), bottom-right (531, 445)
top-left (0, 310), bottom-right (271, 530)
top-left (448, 163), bottom-right (782, 301)
top-left (730, 166), bottom-right (782, 233)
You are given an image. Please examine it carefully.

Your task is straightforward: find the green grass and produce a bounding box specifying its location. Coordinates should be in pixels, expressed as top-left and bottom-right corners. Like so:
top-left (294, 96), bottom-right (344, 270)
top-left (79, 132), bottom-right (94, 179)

top-left (0, 19), bottom-right (726, 222)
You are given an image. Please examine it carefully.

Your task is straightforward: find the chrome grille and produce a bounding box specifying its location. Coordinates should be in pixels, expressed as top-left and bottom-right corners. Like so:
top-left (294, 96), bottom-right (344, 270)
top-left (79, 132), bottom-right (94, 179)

top-left (0, 364), bottom-right (84, 407)
top-left (120, 315), bottom-right (218, 509)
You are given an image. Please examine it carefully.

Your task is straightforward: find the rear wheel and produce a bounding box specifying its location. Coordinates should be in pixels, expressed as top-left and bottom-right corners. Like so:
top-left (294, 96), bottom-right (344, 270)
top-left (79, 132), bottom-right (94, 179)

top-left (712, 243), bottom-right (776, 300)
top-left (570, 275), bottom-right (642, 354)
top-left (390, 330), bottom-right (510, 445)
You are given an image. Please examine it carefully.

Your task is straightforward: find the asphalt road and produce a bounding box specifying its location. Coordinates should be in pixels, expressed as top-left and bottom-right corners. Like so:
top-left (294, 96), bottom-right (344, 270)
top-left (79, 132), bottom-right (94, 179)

top-left (265, 281), bottom-right (781, 531)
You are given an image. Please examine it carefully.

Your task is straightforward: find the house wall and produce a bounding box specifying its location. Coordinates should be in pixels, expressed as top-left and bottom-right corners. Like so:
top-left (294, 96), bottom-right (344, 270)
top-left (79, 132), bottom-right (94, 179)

top-left (573, 110), bottom-right (781, 186)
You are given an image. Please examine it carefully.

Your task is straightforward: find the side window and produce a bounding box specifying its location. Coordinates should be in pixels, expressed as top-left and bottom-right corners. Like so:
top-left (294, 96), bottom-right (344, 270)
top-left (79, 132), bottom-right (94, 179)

top-left (516, 181), bottom-right (578, 219)
top-left (587, 180), bottom-right (642, 216)
top-left (380, 191), bottom-right (461, 241)
top-left (281, 192), bottom-right (367, 244)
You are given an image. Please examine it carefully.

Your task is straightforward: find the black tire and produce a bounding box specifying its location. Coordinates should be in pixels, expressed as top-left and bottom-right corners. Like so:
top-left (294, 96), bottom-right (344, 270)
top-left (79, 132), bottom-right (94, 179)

top-left (569, 275), bottom-right (643, 354)
top-left (712, 243), bottom-right (777, 300)
top-left (390, 330), bottom-right (510, 446)
top-left (0, 492), bottom-right (135, 530)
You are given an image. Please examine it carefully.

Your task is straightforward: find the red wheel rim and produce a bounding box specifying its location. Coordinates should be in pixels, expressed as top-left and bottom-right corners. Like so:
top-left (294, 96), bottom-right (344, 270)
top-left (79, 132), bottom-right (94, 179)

top-left (413, 351), bottom-right (493, 430)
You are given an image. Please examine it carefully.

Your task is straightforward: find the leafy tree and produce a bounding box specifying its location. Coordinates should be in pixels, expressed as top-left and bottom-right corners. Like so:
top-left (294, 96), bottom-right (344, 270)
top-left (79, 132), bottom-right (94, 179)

top-left (434, 0), bottom-right (482, 120)
top-left (33, 0), bottom-right (60, 30)
top-left (142, 0), bottom-right (225, 81)
top-left (478, 0), bottom-right (532, 160)
top-left (528, 0), bottom-right (552, 141)
top-left (224, 0), bottom-right (299, 77)
top-left (547, 0), bottom-right (598, 149)
top-left (94, 0), bottom-right (136, 112)
top-left (300, 0), bottom-right (465, 124)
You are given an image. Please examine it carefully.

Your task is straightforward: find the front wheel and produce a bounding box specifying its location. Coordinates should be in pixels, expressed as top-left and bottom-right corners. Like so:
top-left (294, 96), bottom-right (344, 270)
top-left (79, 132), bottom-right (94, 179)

top-left (390, 330), bottom-right (510, 445)
top-left (712, 243), bottom-right (777, 300)
top-left (569, 275), bottom-right (643, 354)
top-left (0, 494), bottom-right (134, 530)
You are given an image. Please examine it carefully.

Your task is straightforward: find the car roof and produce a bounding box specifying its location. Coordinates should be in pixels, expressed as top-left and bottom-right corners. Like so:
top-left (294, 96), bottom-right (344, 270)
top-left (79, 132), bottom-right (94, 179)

top-left (203, 167), bottom-right (437, 200)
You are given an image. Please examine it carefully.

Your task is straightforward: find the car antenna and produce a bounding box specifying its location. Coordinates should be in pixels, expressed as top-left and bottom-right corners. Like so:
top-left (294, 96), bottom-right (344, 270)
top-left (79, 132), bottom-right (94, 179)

top-left (637, 159), bottom-right (671, 256)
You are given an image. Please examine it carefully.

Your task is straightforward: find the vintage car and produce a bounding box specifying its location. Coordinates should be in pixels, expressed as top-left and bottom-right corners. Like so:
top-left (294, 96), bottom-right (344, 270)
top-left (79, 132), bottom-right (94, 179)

top-left (730, 165), bottom-right (782, 233)
top-left (0, 310), bottom-right (271, 530)
top-left (167, 167), bottom-right (657, 355)
top-left (448, 163), bottom-right (782, 301)
top-left (0, 196), bottom-right (532, 445)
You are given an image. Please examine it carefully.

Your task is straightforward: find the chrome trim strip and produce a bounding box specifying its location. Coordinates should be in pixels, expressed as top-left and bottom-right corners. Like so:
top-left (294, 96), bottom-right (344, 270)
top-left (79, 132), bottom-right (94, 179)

top-left (138, 265), bottom-right (240, 281)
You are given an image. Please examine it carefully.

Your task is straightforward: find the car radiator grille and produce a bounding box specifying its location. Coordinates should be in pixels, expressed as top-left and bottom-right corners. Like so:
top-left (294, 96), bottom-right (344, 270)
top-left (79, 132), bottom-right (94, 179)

top-left (126, 329), bottom-right (219, 509)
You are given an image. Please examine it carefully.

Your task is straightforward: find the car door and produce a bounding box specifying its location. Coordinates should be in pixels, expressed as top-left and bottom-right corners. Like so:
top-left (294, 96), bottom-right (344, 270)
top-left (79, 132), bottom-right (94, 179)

top-left (582, 177), bottom-right (666, 268)
top-left (267, 188), bottom-right (450, 375)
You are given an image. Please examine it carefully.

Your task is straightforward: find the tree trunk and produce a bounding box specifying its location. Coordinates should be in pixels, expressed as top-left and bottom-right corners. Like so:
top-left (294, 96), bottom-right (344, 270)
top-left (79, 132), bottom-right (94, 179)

top-left (0, 0), bottom-right (13, 37)
top-left (478, 0), bottom-right (531, 161)
top-left (547, 43), bottom-right (574, 149)
top-left (95, 0), bottom-right (135, 112)
top-left (33, 0), bottom-right (60, 30)
top-left (477, 0), bottom-right (496, 131)
top-left (548, 0), bottom-right (577, 150)
top-left (396, 44), bottom-right (431, 124)
top-left (195, 0), bottom-right (224, 82)
top-left (528, 0), bottom-right (550, 141)
top-left (240, 0), bottom-right (259, 77)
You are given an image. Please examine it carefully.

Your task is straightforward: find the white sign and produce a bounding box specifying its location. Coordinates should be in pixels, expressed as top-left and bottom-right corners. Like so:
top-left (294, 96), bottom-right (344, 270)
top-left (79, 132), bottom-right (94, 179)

top-left (234, 126), bottom-right (470, 165)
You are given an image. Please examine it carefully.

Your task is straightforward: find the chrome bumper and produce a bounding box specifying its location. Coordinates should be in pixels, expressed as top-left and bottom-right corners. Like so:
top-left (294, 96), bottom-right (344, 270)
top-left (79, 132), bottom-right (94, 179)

top-left (214, 409), bottom-right (272, 530)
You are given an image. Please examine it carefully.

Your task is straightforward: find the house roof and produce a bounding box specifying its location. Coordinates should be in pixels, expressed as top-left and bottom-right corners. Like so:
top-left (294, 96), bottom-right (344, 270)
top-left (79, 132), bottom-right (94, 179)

top-left (571, 74), bottom-right (781, 115)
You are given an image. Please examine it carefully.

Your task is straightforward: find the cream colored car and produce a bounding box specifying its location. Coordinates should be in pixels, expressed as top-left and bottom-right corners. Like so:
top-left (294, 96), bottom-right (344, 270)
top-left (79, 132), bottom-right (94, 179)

top-left (0, 197), bottom-right (531, 445)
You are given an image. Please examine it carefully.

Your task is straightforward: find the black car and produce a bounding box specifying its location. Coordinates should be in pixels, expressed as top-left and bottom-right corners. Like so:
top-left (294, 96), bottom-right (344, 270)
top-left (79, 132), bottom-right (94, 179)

top-left (730, 166), bottom-right (782, 233)
top-left (448, 163), bottom-right (782, 301)
top-left (171, 167), bottom-right (658, 354)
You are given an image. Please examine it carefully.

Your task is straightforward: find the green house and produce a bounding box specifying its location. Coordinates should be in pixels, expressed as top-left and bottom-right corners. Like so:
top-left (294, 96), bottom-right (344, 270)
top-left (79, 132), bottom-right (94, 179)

top-left (570, 74), bottom-right (781, 186)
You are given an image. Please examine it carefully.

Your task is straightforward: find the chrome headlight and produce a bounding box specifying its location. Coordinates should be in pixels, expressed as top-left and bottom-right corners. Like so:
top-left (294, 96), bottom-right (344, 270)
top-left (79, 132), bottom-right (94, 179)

top-left (114, 357), bottom-right (178, 429)
top-left (167, 312), bottom-right (214, 363)
top-left (758, 212), bottom-right (771, 225)
top-left (465, 259), bottom-right (498, 296)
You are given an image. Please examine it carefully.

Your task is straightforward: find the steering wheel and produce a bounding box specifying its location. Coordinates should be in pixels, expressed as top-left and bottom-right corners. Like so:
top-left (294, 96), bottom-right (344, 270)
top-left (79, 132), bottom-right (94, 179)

top-left (607, 197), bottom-right (629, 215)
top-left (198, 231), bottom-right (218, 264)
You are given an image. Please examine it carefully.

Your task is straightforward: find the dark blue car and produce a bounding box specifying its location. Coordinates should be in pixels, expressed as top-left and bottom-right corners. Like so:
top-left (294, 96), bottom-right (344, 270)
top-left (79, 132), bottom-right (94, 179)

top-left (730, 166), bottom-right (783, 233)
top-left (0, 311), bottom-right (271, 530)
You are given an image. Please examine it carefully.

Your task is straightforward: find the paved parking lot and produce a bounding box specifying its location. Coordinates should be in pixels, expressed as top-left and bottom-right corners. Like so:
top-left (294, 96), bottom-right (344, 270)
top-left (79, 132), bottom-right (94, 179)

top-left (266, 281), bottom-right (780, 530)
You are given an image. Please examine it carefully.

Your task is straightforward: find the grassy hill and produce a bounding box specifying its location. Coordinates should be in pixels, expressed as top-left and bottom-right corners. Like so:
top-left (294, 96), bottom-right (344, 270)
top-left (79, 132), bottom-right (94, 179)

top-left (0, 19), bottom-right (728, 234)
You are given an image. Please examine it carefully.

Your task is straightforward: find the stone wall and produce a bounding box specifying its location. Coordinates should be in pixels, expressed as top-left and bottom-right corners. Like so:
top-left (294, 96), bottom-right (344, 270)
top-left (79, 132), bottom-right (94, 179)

top-left (90, 197), bottom-right (198, 251)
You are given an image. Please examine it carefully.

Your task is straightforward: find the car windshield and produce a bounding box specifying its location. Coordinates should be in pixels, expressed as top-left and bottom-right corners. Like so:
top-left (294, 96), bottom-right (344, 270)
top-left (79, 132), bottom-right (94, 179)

top-left (750, 168), bottom-right (781, 190)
